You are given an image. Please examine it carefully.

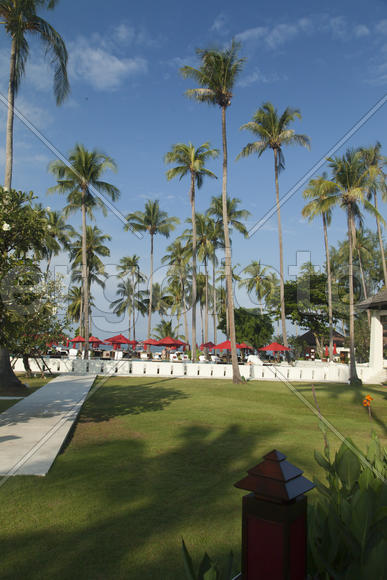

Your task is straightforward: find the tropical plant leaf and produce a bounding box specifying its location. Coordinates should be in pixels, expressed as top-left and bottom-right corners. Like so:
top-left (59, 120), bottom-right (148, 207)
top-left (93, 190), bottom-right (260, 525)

top-left (182, 539), bottom-right (196, 580)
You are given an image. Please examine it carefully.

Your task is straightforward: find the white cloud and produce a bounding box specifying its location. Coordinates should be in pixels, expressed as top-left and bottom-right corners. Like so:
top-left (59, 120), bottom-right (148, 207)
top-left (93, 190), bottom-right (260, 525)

top-left (375, 20), bottom-right (387, 35)
top-left (69, 37), bottom-right (148, 91)
top-left (266, 23), bottom-right (299, 49)
top-left (210, 14), bottom-right (228, 35)
top-left (235, 26), bottom-right (267, 44)
top-left (354, 24), bottom-right (370, 38)
top-left (238, 68), bottom-right (287, 88)
top-left (326, 16), bottom-right (348, 40)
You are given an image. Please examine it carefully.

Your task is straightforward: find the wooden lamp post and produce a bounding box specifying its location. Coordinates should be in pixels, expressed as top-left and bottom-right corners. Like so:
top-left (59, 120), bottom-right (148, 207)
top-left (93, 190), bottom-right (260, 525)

top-left (234, 450), bottom-right (315, 579)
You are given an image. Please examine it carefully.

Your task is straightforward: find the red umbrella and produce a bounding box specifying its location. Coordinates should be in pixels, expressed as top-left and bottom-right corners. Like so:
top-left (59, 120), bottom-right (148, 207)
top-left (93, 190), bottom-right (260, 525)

top-left (143, 338), bottom-right (159, 346)
top-left (333, 343), bottom-right (338, 355)
top-left (214, 340), bottom-right (232, 350)
top-left (325, 345), bottom-right (329, 357)
top-left (237, 342), bottom-right (253, 350)
top-left (89, 336), bottom-right (103, 344)
top-left (157, 336), bottom-right (185, 347)
top-left (200, 341), bottom-right (215, 349)
top-left (70, 335), bottom-right (85, 343)
top-left (258, 342), bottom-right (291, 352)
top-left (105, 334), bottom-right (132, 345)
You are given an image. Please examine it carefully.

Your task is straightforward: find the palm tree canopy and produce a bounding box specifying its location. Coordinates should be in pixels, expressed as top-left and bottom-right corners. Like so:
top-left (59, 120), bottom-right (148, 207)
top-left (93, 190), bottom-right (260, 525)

top-left (239, 261), bottom-right (272, 302)
top-left (0, 0), bottom-right (69, 103)
top-left (359, 142), bottom-right (387, 201)
top-left (237, 102), bottom-right (311, 171)
top-left (207, 194), bottom-right (250, 237)
top-left (125, 199), bottom-right (179, 237)
top-left (302, 173), bottom-right (339, 226)
top-left (327, 149), bottom-right (385, 226)
top-left (48, 144), bottom-right (120, 217)
top-left (165, 142), bottom-right (219, 193)
top-left (180, 39), bottom-right (245, 108)
top-left (69, 225), bottom-right (110, 288)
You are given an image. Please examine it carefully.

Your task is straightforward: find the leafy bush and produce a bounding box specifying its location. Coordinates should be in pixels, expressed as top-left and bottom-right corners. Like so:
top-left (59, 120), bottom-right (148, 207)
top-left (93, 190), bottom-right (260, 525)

top-left (182, 539), bottom-right (235, 580)
top-left (308, 430), bottom-right (387, 579)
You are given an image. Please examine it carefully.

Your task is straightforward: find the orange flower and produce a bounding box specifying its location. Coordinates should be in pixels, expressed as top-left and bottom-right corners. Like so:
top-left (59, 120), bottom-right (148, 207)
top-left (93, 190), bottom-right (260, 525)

top-left (365, 395), bottom-right (373, 401)
top-left (363, 400), bottom-right (370, 407)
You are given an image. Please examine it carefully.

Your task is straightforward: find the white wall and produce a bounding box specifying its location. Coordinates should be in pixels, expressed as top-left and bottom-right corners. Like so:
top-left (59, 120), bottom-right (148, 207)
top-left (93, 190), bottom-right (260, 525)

top-left (11, 357), bottom-right (385, 384)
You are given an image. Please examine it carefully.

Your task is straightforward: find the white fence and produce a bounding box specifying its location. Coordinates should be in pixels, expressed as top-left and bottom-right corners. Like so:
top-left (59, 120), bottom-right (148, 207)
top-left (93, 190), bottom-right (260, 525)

top-left (11, 357), bottom-right (385, 384)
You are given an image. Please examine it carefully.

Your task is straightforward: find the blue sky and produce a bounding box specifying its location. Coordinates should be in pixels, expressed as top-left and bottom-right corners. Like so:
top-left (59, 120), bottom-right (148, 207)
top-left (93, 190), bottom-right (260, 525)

top-left (0, 0), bottom-right (386, 339)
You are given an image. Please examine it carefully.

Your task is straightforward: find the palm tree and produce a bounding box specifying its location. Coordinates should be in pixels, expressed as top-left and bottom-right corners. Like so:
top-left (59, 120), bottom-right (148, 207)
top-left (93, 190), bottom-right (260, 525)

top-left (42, 209), bottom-right (75, 276)
top-left (239, 261), bottom-right (272, 314)
top-left (70, 225), bottom-right (110, 336)
top-left (237, 102), bottom-right (311, 348)
top-left (165, 142), bottom-right (218, 362)
top-left (302, 174), bottom-right (338, 360)
top-left (1, 0), bottom-right (69, 190)
top-left (125, 200), bottom-right (179, 340)
top-left (152, 320), bottom-right (182, 341)
top-left (67, 285), bottom-right (95, 331)
top-left (207, 194), bottom-right (250, 238)
top-left (48, 144), bottom-right (119, 356)
top-left (217, 263), bottom-right (241, 339)
top-left (360, 142), bottom-right (387, 287)
top-left (117, 255), bottom-right (145, 341)
top-left (181, 39), bottom-right (245, 382)
top-left (205, 216), bottom-right (224, 344)
top-left (328, 148), bottom-right (381, 384)
top-left (207, 194), bottom-right (249, 344)
top-left (162, 239), bottom-right (191, 344)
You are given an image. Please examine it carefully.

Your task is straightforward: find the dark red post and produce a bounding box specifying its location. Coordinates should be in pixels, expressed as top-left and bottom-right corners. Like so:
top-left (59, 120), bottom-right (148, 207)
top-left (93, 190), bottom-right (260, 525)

top-left (234, 450), bottom-right (315, 579)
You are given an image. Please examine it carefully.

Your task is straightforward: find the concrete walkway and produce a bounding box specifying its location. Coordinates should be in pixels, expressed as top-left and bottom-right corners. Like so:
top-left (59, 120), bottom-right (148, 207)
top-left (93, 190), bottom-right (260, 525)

top-left (0, 374), bottom-right (96, 477)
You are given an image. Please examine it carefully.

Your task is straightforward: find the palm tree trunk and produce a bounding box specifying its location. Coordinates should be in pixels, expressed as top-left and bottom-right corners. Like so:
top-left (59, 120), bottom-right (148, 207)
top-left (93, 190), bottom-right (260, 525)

top-left (322, 213), bottom-right (333, 361)
top-left (274, 148), bottom-right (288, 348)
top-left (4, 38), bottom-right (17, 191)
top-left (81, 192), bottom-right (89, 358)
top-left (374, 193), bottom-right (387, 287)
top-left (132, 273), bottom-right (136, 342)
top-left (351, 224), bottom-right (371, 329)
top-left (147, 233), bottom-right (154, 340)
top-left (190, 173), bottom-right (197, 362)
top-left (212, 258), bottom-right (217, 344)
top-left (204, 258), bottom-right (209, 345)
top-left (347, 206), bottom-right (360, 384)
top-left (181, 276), bottom-right (189, 345)
top-left (221, 106), bottom-right (241, 383)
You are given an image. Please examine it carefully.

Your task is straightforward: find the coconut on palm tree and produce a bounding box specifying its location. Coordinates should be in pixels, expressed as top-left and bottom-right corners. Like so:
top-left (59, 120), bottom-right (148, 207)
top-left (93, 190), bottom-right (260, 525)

top-left (237, 102), bottom-right (311, 349)
top-left (180, 39), bottom-right (245, 383)
top-left (302, 174), bottom-right (338, 360)
top-left (165, 142), bottom-right (218, 362)
top-left (48, 144), bottom-right (119, 356)
top-left (1, 0), bottom-right (69, 191)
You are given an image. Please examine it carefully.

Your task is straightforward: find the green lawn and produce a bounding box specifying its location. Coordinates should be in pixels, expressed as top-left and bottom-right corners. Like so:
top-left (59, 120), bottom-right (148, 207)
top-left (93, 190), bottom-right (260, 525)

top-left (0, 377), bottom-right (385, 579)
top-left (0, 375), bottom-right (53, 412)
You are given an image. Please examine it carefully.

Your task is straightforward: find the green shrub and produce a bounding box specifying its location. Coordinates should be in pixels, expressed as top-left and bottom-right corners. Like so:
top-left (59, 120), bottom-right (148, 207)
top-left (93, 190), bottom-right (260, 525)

top-left (182, 539), bottom-right (234, 580)
top-left (308, 430), bottom-right (387, 579)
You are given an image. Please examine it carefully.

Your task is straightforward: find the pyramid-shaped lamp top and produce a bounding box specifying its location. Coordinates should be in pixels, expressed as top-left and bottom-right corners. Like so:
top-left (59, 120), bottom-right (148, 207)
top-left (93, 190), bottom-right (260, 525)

top-left (234, 450), bottom-right (315, 503)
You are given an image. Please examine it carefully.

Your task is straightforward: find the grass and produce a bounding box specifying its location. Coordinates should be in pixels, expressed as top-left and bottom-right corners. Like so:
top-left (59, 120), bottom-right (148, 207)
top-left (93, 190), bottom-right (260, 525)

top-left (0, 377), bottom-right (385, 579)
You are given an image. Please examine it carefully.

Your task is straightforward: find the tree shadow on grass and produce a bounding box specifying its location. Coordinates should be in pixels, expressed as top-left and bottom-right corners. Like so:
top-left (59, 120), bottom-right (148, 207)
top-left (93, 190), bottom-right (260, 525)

top-left (80, 378), bottom-right (190, 423)
top-left (0, 421), bottom-right (280, 580)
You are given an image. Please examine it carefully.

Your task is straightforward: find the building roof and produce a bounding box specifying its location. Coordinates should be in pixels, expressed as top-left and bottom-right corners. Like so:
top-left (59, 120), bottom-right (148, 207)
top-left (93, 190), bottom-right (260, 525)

top-left (298, 329), bottom-right (345, 346)
top-left (357, 288), bottom-right (387, 310)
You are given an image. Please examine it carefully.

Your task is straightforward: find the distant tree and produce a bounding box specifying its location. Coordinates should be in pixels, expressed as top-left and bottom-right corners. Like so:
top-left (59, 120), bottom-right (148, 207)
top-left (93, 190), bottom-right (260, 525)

top-left (218, 307), bottom-right (273, 349)
top-left (165, 142), bottom-right (218, 361)
top-left (125, 200), bottom-right (179, 340)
